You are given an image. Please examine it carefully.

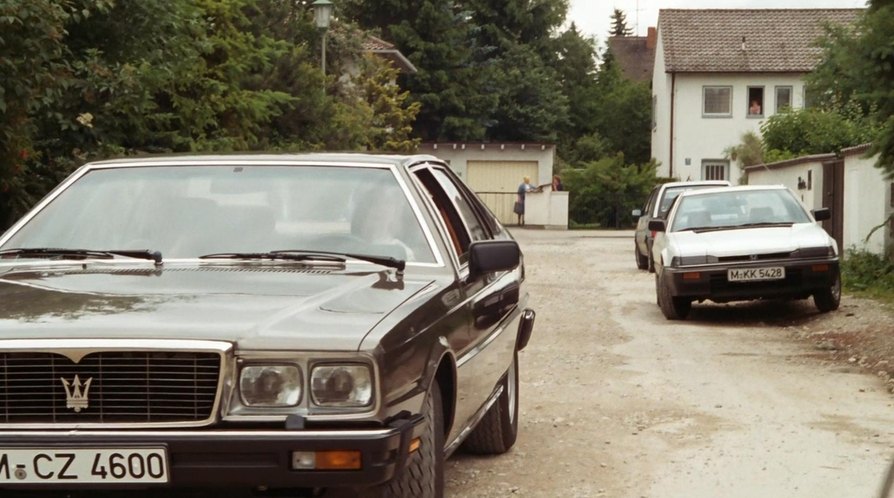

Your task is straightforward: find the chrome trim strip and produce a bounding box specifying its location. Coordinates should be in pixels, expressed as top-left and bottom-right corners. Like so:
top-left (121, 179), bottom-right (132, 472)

top-left (0, 339), bottom-right (232, 430)
top-left (0, 429), bottom-right (399, 438)
top-left (456, 321), bottom-right (507, 369)
top-left (670, 256), bottom-right (839, 271)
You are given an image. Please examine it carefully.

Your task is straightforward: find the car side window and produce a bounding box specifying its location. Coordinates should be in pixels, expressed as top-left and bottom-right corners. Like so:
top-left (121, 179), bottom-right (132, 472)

top-left (429, 168), bottom-right (489, 243)
top-left (414, 168), bottom-right (475, 263)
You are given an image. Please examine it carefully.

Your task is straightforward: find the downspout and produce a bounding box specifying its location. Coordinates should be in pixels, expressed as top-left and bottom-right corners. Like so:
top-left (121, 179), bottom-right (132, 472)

top-left (669, 72), bottom-right (676, 179)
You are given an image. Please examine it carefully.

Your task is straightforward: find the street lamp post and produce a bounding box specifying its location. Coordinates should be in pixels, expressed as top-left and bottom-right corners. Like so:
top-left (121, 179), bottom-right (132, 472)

top-left (312, 0), bottom-right (334, 75)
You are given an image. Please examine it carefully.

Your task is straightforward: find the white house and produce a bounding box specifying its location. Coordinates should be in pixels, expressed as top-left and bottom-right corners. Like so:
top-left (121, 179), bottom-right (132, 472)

top-left (651, 9), bottom-right (862, 184)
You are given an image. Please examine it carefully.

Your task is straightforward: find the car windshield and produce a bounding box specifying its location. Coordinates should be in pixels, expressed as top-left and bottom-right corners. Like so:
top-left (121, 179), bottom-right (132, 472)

top-left (670, 188), bottom-right (812, 232)
top-left (1, 164), bottom-right (436, 263)
top-left (658, 185), bottom-right (721, 217)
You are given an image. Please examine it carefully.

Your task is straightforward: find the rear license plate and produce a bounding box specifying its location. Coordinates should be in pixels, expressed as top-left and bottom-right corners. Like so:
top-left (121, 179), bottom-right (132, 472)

top-left (727, 267), bottom-right (785, 282)
top-left (0, 448), bottom-right (168, 484)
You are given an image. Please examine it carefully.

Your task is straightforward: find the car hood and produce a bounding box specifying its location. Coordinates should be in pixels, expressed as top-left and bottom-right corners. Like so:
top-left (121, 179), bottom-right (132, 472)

top-left (669, 223), bottom-right (835, 258)
top-left (0, 262), bottom-right (436, 351)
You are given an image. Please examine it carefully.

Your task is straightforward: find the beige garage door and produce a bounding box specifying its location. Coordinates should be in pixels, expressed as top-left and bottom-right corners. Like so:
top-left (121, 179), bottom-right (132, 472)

top-left (467, 161), bottom-right (539, 225)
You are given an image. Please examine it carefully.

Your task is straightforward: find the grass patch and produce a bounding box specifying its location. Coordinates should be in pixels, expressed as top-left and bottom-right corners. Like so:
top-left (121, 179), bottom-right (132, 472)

top-left (569, 221), bottom-right (603, 230)
top-left (842, 250), bottom-right (894, 305)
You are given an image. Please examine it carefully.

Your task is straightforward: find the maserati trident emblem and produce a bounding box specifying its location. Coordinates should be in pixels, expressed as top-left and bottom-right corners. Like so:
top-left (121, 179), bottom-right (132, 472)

top-left (60, 375), bottom-right (93, 412)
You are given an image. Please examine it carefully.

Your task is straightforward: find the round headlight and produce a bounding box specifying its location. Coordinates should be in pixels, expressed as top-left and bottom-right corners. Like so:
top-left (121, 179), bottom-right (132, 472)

top-left (240, 365), bottom-right (302, 407)
top-left (311, 365), bottom-right (372, 407)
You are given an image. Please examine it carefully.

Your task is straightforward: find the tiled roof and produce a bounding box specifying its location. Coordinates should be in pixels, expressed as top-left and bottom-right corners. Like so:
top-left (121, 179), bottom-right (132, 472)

top-left (659, 9), bottom-right (863, 73)
top-left (608, 36), bottom-right (655, 83)
top-left (362, 35), bottom-right (417, 74)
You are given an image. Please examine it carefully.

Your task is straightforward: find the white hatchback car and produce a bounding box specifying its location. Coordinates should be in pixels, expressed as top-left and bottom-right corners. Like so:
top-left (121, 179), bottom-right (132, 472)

top-left (649, 185), bottom-right (840, 320)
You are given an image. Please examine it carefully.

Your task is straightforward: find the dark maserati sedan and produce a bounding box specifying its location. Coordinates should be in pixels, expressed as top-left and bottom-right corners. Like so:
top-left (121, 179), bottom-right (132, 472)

top-left (0, 154), bottom-right (535, 497)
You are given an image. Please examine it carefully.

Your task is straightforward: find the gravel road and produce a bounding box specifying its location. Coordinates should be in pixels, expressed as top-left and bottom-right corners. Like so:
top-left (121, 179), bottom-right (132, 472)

top-left (446, 228), bottom-right (894, 498)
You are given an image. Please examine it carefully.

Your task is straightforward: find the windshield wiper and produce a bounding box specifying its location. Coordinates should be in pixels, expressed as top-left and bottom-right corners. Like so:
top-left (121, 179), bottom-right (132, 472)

top-left (198, 250), bottom-right (406, 272)
top-left (735, 222), bottom-right (795, 228)
top-left (0, 248), bottom-right (163, 264)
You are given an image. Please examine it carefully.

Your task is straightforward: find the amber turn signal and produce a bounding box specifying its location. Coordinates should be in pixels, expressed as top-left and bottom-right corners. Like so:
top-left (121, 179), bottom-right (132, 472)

top-left (811, 264), bottom-right (830, 272)
top-left (315, 450), bottom-right (362, 470)
top-left (409, 437), bottom-right (422, 454)
top-left (682, 272), bottom-right (702, 280)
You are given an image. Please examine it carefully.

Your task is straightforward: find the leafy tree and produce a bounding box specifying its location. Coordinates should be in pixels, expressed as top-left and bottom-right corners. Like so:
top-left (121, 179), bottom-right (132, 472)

top-left (609, 8), bottom-right (634, 37)
top-left (483, 44), bottom-right (569, 142)
top-left (761, 108), bottom-right (878, 160)
top-left (586, 62), bottom-right (651, 164)
top-left (724, 131), bottom-right (765, 169)
top-left (549, 23), bottom-right (601, 162)
top-left (343, 0), bottom-right (497, 140)
top-left (807, 1), bottom-right (894, 176)
top-left (356, 56), bottom-right (422, 152)
top-left (562, 154), bottom-right (657, 227)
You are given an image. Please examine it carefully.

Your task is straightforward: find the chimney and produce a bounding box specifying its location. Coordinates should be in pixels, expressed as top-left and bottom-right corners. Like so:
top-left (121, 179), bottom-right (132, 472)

top-left (647, 27), bottom-right (657, 49)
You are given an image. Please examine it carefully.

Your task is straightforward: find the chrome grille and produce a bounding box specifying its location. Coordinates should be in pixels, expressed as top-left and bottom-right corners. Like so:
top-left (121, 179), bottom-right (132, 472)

top-left (0, 352), bottom-right (221, 424)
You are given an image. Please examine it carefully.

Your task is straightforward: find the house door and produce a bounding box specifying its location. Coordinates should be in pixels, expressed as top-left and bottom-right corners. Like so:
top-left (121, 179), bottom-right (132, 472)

top-left (466, 161), bottom-right (539, 225)
top-left (822, 159), bottom-right (844, 253)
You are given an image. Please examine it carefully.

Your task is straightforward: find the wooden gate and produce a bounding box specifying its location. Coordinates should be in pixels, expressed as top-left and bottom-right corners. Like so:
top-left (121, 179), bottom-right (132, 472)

top-left (822, 159), bottom-right (844, 253)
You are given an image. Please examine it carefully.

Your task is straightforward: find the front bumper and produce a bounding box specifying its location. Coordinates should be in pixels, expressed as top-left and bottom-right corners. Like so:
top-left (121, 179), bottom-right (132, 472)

top-left (664, 258), bottom-right (839, 302)
top-left (0, 416), bottom-right (423, 491)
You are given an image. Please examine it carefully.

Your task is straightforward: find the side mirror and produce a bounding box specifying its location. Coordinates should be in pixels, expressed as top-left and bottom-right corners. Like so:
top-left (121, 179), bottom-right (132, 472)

top-left (812, 208), bottom-right (831, 222)
top-left (648, 219), bottom-right (667, 232)
top-left (632, 209), bottom-right (642, 218)
top-left (469, 240), bottom-right (520, 279)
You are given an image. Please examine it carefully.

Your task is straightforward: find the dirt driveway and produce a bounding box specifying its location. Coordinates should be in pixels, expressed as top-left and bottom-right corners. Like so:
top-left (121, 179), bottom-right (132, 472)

top-left (446, 229), bottom-right (894, 498)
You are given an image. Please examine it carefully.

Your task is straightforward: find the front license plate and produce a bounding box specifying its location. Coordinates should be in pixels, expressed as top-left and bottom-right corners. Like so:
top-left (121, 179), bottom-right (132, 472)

top-left (727, 267), bottom-right (785, 282)
top-left (0, 448), bottom-right (168, 484)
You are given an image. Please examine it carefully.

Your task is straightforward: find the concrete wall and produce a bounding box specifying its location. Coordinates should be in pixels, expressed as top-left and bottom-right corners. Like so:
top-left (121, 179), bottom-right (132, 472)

top-left (745, 159), bottom-right (825, 212)
top-left (843, 152), bottom-right (893, 255)
top-left (525, 190), bottom-right (569, 229)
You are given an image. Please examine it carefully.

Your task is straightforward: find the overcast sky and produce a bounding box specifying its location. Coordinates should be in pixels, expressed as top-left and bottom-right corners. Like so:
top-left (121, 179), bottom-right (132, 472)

top-left (567, 0), bottom-right (869, 45)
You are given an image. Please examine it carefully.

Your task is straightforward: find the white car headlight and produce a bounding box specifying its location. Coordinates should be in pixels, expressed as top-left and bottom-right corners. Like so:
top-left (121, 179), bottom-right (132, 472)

top-left (310, 364), bottom-right (373, 408)
top-left (240, 365), bottom-right (302, 407)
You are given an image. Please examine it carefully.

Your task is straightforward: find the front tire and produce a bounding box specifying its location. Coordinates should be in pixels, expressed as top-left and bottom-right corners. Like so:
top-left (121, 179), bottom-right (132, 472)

top-left (814, 269), bottom-right (841, 313)
top-left (462, 351), bottom-right (519, 454)
top-left (658, 272), bottom-right (691, 320)
top-left (363, 380), bottom-right (444, 498)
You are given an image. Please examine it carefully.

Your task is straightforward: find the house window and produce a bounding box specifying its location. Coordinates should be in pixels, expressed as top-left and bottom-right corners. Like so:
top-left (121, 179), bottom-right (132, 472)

top-left (703, 86), bottom-right (732, 116)
top-left (702, 160), bottom-right (729, 181)
top-left (747, 87), bottom-right (764, 117)
top-left (651, 95), bottom-right (657, 130)
top-left (775, 86), bottom-right (792, 113)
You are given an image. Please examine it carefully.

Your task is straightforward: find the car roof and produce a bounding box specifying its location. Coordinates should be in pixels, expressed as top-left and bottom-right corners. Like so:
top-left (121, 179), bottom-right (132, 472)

top-left (676, 184), bottom-right (787, 198)
top-left (83, 153), bottom-right (446, 169)
top-left (659, 180), bottom-right (731, 191)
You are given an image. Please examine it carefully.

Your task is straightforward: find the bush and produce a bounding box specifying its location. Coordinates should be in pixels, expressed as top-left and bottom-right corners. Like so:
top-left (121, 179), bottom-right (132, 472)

top-left (842, 249), bottom-right (894, 302)
top-left (562, 154), bottom-right (657, 228)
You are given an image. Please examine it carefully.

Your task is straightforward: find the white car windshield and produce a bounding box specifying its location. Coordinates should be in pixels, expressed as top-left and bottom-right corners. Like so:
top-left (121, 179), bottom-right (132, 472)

top-left (670, 189), bottom-right (812, 232)
top-left (2, 165), bottom-right (436, 263)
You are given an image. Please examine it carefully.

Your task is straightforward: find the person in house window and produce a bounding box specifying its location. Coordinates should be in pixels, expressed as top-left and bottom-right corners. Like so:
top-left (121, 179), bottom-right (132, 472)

top-left (749, 99), bottom-right (762, 115)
